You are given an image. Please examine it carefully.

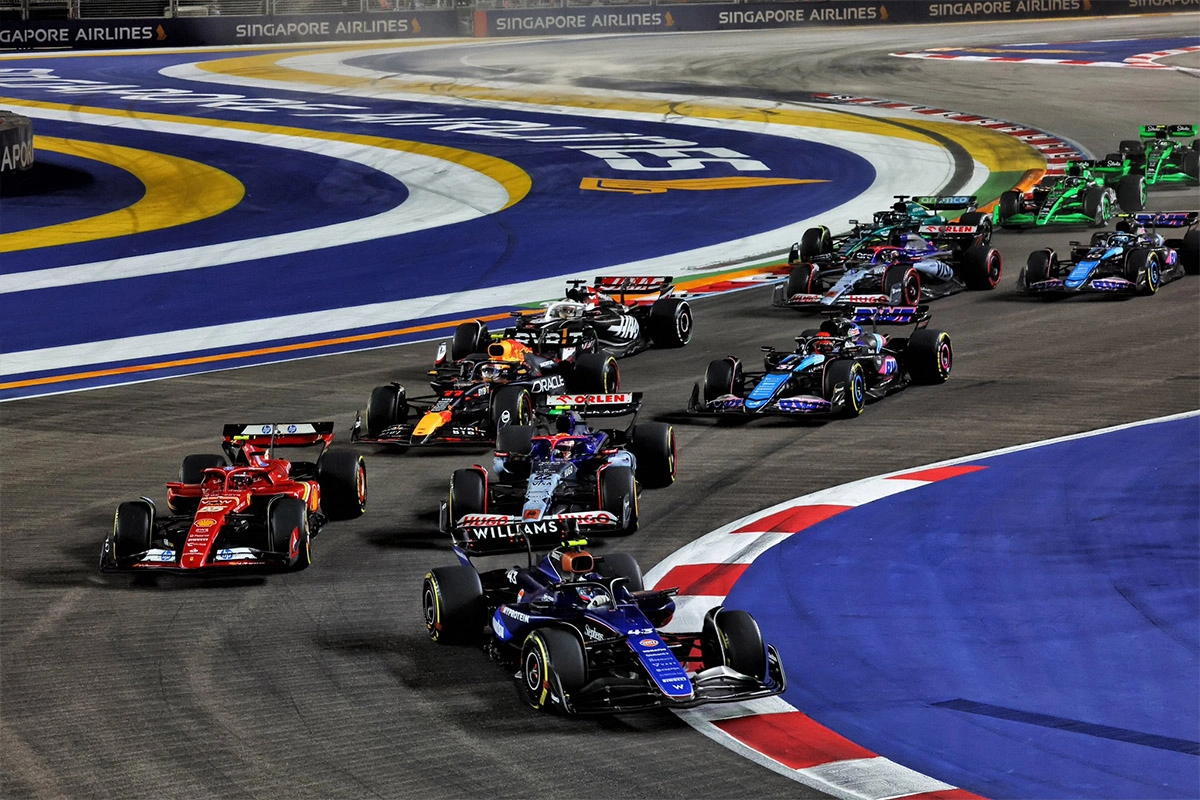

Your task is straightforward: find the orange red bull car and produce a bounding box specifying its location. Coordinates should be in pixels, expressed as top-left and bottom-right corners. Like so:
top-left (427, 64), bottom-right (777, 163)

top-left (100, 423), bottom-right (366, 575)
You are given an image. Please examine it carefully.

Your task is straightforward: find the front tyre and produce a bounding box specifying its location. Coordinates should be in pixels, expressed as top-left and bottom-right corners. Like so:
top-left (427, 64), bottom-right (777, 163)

top-left (1124, 249), bottom-right (1161, 296)
top-left (423, 565), bottom-right (485, 645)
top-left (962, 245), bottom-right (1002, 290)
top-left (907, 329), bottom-right (953, 384)
top-left (798, 226), bottom-right (833, 260)
top-left (701, 607), bottom-right (768, 681)
top-left (703, 358), bottom-right (744, 403)
top-left (1083, 186), bottom-right (1112, 227)
top-left (451, 320), bottom-right (490, 361)
top-left (571, 352), bottom-right (619, 394)
top-left (491, 385), bottom-right (534, 429)
top-left (365, 384), bottom-right (407, 438)
top-left (317, 451), bottom-right (367, 521)
top-left (267, 497), bottom-right (311, 571)
top-left (448, 467), bottom-right (488, 522)
top-left (599, 465), bottom-right (638, 533)
top-left (785, 263), bottom-right (820, 300)
top-left (520, 629), bottom-right (587, 712)
top-left (629, 422), bottom-right (677, 489)
top-left (822, 360), bottom-right (866, 418)
top-left (1024, 249), bottom-right (1059, 286)
top-left (111, 501), bottom-right (154, 562)
top-left (648, 297), bottom-right (693, 348)
top-left (1116, 174), bottom-right (1146, 211)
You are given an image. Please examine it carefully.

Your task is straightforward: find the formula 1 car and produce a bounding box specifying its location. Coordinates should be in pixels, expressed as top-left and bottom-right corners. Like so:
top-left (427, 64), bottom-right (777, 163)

top-left (448, 276), bottom-right (692, 364)
top-left (1117, 124), bottom-right (1200, 186)
top-left (688, 305), bottom-right (951, 419)
top-left (995, 161), bottom-right (1131, 228)
top-left (352, 338), bottom-right (618, 448)
top-left (438, 393), bottom-right (675, 536)
top-left (421, 527), bottom-right (786, 714)
top-left (1020, 211), bottom-right (1200, 297)
top-left (772, 235), bottom-right (1000, 310)
top-left (791, 194), bottom-right (990, 263)
top-left (100, 423), bottom-right (366, 574)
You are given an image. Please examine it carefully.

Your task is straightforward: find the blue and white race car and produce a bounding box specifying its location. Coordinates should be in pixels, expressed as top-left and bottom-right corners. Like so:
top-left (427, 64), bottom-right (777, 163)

top-left (688, 306), bottom-right (952, 419)
top-left (421, 526), bottom-right (786, 714)
top-left (1020, 211), bottom-right (1199, 296)
top-left (438, 393), bottom-right (675, 536)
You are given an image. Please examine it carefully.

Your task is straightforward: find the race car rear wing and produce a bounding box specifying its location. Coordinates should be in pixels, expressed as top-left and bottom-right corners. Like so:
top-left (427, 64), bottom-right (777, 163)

top-left (910, 194), bottom-right (978, 212)
top-left (222, 422), bottom-right (335, 448)
top-left (1118, 211), bottom-right (1199, 230)
top-left (1140, 124), bottom-right (1198, 139)
top-left (827, 305), bottom-right (933, 328)
top-left (544, 392), bottom-right (643, 419)
top-left (449, 516), bottom-right (590, 559)
top-left (593, 275), bottom-right (675, 301)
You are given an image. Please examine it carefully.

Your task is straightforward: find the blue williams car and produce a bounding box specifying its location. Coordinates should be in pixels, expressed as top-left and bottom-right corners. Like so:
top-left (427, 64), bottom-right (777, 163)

top-left (1020, 211), bottom-right (1199, 297)
top-left (688, 305), bottom-right (952, 419)
top-left (421, 525), bottom-right (785, 714)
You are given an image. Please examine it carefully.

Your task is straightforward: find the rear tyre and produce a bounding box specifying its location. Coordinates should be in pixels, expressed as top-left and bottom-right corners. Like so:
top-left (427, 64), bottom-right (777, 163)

top-left (1082, 186), bottom-right (1112, 227)
top-left (448, 468), bottom-right (488, 522)
top-left (822, 360), bottom-right (865, 418)
top-left (496, 424), bottom-right (536, 456)
top-left (882, 265), bottom-right (921, 304)
top-left (1183, 150), bottom-right (1200, 180)
top-left (785, 263), bottom-right (820, 300)
top-left (491, 385), bottom-right (534, 429)
top-left (648, 297), bottom-right (693, 348)
top-left (701, 607), bottom-right (768, 681)
top-left (997, 190), bottom-right (1023, 225)
top-left (703, 358), bottom-right (744, 402)
top-left (521, 628), bottom-right (587, 712)
top-left (1124, 248), bottom-right (1161, 295)
top-left (599, 466), bottom-right (638, 533)
top-left (268, 497), bottom-right (310, 570)
top-left (1024, 250), bottom-right (1059, 286)
top-left (957, 211), bottom-right (992, 246)
top-left (112, 501), bottom-right (153, 561)
top-left (365, 384), bottom-right (407, 438)
top-left (451, 320), bottom-right (490, 361)
top-left (423, 565), bottom-right (485, 645)
top-left (629, 422), bottom-right (676, 489)
top-left (1116, 174), bottom-right (1147, 211)
top-left (570, 352), bottom-right (619, 393)
top-left (597, 552), bottom-right (644, 592)
top-left (317, 451), bottom-right (367, 521)
top-left (962, 245), bottom-right (1002, 290)
top-left (798, 226), bottom-right (833, 260)
top-left (907, 329), bottom-right (953, 384)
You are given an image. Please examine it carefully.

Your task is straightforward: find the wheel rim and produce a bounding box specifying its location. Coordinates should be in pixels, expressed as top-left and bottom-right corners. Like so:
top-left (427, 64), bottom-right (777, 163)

top-left (523, 648), bottom-right (544, 693)
top-left (939, 338), bottom-right (953, 375)
top-left (423, 583), bottom-right (438, 632)
top-left (989, 254), bottom-right (1001, 286)
top-left (852, 369), bottom-right (865, 409)
top-left (1148, 258), bottom-right (1160, 291)
top-left (355, 463), bottom-right (366, 506)
top-left (676, 308), bottom-right (692, 343)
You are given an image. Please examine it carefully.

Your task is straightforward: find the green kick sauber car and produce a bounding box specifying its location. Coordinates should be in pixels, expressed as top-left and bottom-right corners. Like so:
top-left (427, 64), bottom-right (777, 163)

top-left (995, 160), bottom-right (1132, 229)
top-left (1116, 124), bottom-right (1200, 186)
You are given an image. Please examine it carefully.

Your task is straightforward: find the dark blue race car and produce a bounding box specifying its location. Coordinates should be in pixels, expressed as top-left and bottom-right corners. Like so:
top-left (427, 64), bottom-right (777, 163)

top-left (421, 525), bottom-right (786, 714)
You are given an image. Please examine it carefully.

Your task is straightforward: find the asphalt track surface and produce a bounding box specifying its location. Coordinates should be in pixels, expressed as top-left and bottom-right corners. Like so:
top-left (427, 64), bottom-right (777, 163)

top-left (3, 15), bottom-right (1199, 800)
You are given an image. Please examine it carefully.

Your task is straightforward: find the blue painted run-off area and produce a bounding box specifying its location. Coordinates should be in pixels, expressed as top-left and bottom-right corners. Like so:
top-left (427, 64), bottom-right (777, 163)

top-left (730, 415), bottom-right (1199, 800)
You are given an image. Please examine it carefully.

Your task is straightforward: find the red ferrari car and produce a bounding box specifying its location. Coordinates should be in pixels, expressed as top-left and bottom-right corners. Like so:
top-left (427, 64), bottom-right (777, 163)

top-left (100, 423), bottom-right (366, 574)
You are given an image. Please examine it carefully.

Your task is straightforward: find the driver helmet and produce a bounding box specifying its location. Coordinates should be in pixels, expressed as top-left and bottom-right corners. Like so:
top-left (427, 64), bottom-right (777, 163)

top-left (550, 438), bottom-right (576, 461)
top-left (487, 339), bottom-right (531, 364)
top-left (549, 302), bottom-right (581, 320)
top-left (478, 362), bottom-right (506, 383)
top-left (230, 471), bottom-right (255, 489)
top-left (811, 332), bottom-right (837, 355)
top-left (876, 247), bottom-right (901, 265)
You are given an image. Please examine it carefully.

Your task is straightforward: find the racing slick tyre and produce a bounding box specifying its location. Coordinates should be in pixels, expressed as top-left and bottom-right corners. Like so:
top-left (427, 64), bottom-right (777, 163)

top-left (317, 451), bottom-right (367, 521)
top-left (798, 226), bottom-right (833, 261)
top-left (997, 190), bottom-right (1023, 226)
top-left (491, 385), bottom-right (534, 429)
top-left (628, 422), bottom-right (677, 489)
top-left (785, 263), bottom-right (820, 300)
top-left (648, 297), bottom-right (693, 348)
top-left (448, 467), bottom-right (488, 521)
top-left (180, 453), bottom-right (227, 484)
top-left (267, 497), bottom-right (311, 571)
top-left (496, 424), bottom-right (535, 456)
top-left (822, 360), bottom-right (866, 418)
top-left (957, 212), bottom-right (993, 246)
top-left (1124, 249), bottom-right (1161, 296)
top-left (597, 552), bottom-right (644, 592)
top-left (907, 329), bottom-right (953, 384)
top-left (171, 454), bottom-right (227, 513)
top-left (882, 265), bottom-right (921, 304)
top-left (599, 465), bottom-right (638, 534)
top-left (703, 358), bottom-right (744, 403)
top-left (1183, 150), bottom-right (1200, 180)
top-left (1024, 250), bottom-right (1059, 286)
top-left (1181, 230), bottom-right (1199, 275)
top-left (451, 320), bottom-right (490, 361)
top-left (570, 351), bottom-right (619, 393)
top-left (701, 607), bottom-right (768, 681)
top-left (1116, 174), bottom-right (1147, 211)
top-left (520, 628), bottom-right (587, 712)
top-left (962, 244), bottom-right (1003, 290)
top-left (1083, 186), bottom-right (1112, 227)
top-left (111, 501), bottom-right (153, 562)
top-left (365, 384), bottom-right (407, 438)
top-left (423, 565), bottom-right (485, 645)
